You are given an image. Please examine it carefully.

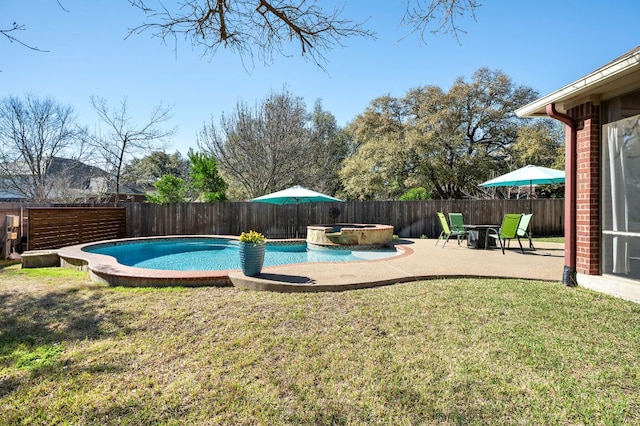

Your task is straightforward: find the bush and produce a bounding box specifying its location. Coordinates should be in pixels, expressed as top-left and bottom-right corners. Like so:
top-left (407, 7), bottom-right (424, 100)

top-left (399, 187), bottom-right (431, 201)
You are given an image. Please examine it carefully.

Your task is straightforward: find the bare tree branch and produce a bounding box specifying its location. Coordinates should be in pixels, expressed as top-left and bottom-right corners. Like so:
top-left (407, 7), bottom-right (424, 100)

top-left (197, 89), bottom-right (342, 198)
top-left (128, 0), bottom-right (374, 69)
top-left (0, 95), bottom-right (86, 201)
top-left (401, 0), bottom-right (481, 44)
top-left (88, 96), bottom-right (177, 200)
top-left (2, 1), bottom-right (70, 55)
top-left (5, 1), bottom-right (482, 70)
top-left (1, 22), bottom-right (49, 52)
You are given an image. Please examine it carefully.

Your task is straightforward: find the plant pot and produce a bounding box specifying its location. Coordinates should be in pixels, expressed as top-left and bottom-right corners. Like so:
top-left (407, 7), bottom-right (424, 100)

top-left (239, 242), bottom-right (266, 276)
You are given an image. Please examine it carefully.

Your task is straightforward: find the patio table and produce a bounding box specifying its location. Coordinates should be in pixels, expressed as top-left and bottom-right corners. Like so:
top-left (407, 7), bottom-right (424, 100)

top-left (464, 224), bottom-right (499, 249)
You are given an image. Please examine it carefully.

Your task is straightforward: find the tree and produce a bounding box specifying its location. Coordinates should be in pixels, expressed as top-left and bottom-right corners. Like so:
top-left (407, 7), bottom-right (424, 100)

top-left (511, 120), bottom-right (564, 170)
top-left (306, 100), bottom-right (349, 195)
top-left (409, 69), bottom-right (539, 198)
top-left (128, 0), bottom-right (481, 68)
top-left (187, 149), bottom-right (227, 201)
top-left (89, 96), bottom-right (176, 200)
top-left (197, 88), bottom-right (342, 199)
top-left (339, 95), bottom-right (412, 200)
top-left (0, 94), bottom-right (87, 201)
top-left (503, 119), bottom-right (565, 199)
top-left (340, 69), bottom-right (539, 199)
top-left (147, 174), bottom-right (187, 203)
top-left (121, 150), bottom-right (189, 186)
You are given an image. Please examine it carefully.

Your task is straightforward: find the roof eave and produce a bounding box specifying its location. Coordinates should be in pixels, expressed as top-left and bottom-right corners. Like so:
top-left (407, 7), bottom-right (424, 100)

top-left (516, 49), bottom-right (640, 118)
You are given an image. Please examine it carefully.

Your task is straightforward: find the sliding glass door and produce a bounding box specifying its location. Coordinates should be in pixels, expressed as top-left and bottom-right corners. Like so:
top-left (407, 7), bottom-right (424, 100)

top-left (602, 114), bottom-right (640, 280)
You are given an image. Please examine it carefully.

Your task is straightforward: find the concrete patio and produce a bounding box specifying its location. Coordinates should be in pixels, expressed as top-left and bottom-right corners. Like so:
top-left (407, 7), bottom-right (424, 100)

top-left (229, 238), bottom-right (567, 292)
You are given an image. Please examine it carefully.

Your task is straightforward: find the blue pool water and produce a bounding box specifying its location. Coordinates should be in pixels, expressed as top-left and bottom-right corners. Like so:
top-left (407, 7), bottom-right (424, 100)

top-left (83, 238), bottom-right (400, 271)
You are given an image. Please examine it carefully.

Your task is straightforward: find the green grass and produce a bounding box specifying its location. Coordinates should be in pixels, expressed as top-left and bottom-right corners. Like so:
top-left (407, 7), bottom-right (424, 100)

top-left (8, 265), bottom-right (89, 280)
top-left (13, 344), bottom-right (64, 371)
top-left (534, 236), bottom-right (564, 244)
top-left (1, 266), bottom-right (639, 425)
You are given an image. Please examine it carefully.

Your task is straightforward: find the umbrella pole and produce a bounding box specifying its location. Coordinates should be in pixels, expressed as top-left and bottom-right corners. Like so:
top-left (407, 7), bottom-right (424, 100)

top-left (529, 180), bottom-right (534, 248)
top-left (295, 203), bottom-right (299, 239)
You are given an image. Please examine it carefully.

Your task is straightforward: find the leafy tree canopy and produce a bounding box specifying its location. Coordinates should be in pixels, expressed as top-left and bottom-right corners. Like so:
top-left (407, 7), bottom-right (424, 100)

top-left (340, 68), bottom-right (548, 200)
top-left (121, 150), bottom-right (189, 186)
top-left (147, 174), bottom-right (187, 204)
top-left (511, 120), bottom-right (564, 170)
top-left (187, 149), bottom-right (228, 202)
top-left (399, 187), bottom-right (431, 201)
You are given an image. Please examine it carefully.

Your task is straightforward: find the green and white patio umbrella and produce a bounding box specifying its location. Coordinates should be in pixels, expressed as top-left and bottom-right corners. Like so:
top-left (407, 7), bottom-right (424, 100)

top-left (480, 164), bottom-right (565, 213)
top-left (251, 185), bottom-right (343, 237)
top-left (251, 185), bottom-right (343, 205)
top-left (480, 165), bottom-right (565, 188)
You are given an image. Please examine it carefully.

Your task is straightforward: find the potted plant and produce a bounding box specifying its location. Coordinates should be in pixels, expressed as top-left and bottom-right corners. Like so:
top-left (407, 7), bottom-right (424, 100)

top-left (238, 230), bottom-right (266, 276)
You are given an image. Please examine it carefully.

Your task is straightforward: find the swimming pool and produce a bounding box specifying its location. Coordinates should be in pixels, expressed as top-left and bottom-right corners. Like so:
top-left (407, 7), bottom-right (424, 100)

top-left (57, 236), bottom-right (406, 289)
top-left (81, 237), bottom-right (401, 271)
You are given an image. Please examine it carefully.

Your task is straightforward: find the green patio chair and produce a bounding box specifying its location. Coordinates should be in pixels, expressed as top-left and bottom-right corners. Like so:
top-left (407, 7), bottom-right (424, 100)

top-left (448, 212), bottom-right (466, 234)
top-left (508, 213), bottom-right (535, 250)
top-left (436, 212), bottom-right (467, 247)
top-left (486, 213), bottom-right (524, 254)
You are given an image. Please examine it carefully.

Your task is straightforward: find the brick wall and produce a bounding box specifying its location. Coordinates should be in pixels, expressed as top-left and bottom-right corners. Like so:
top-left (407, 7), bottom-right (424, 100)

top-left (568, 102), bottom-right (600, 275)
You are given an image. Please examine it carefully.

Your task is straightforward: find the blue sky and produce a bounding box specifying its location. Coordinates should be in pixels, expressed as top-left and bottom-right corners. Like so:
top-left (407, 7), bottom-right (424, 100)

top-left (3, 1), bottom-right (639, 155)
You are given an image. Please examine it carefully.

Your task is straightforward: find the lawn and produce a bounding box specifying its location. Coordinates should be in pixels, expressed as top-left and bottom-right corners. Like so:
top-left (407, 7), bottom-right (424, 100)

top-left (1, 264), bottom-right (639, 425)
top-left (534, 236), bottom-right (564, 244)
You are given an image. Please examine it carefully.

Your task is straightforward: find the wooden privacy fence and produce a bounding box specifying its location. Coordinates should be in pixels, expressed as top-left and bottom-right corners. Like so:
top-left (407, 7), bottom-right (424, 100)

top-left (0, 202), bottom-right (54, 255)
top-left (125, 198), bottom-right (564, 239)
top-left (8, 199), bottom-right (563, 250)
top-left (27, 207), bottom-right (126, 250)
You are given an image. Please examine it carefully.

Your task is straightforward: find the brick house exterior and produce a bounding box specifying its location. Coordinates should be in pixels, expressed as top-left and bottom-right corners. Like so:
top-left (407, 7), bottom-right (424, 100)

top-left (517, 47), bottom-right (640, 297)
top-left (571, 102), bottom-right (600, 276)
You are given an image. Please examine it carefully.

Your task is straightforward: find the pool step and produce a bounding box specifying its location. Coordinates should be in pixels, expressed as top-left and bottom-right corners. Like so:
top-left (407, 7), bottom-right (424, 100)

top-left (21, 250), bottom-right (60, 268)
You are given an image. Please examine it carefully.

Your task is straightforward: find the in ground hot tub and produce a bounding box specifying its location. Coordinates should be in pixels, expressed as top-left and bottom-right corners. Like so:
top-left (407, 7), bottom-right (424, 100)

top-left (307, 223), bottom-right (394, 249)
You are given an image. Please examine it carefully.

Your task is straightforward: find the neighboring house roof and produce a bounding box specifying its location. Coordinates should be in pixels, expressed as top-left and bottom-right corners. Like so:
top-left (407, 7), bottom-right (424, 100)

top-left (47, 157), bottom-right (109, 189)
top-left (0, 157), bottom-right (111, 200)
top-left (119, 183), bottom-right (155, 195)
top-left (516, 46), bottom-right (640, 117)
top-left (0, 157), bottom-right (158, 200)
top-left (0, 158), bottom-right (108, 185)
top-left (0, 191), bottom-right (26, 201)
top-left (0, 161), bottom-right (36, 176)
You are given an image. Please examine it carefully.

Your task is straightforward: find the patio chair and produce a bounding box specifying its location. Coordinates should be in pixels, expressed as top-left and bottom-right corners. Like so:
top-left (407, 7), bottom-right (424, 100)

top-left (436, 212), bottom-right (467, 247)
top-left (448, 212), bottom-right (466, 234)
top-left (508, 213), bottom-right (535, 250)
top-left (486, 213), bottom-right (524, 254)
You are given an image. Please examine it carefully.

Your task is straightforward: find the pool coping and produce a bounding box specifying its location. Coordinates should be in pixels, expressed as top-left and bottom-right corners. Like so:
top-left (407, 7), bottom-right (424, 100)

top-left (56, 235), bottom-right (410, 289)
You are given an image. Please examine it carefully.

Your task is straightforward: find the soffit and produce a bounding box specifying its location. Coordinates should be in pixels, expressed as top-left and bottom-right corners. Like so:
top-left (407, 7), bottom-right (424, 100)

top-left (516, 47), bottom-right (640, 117)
